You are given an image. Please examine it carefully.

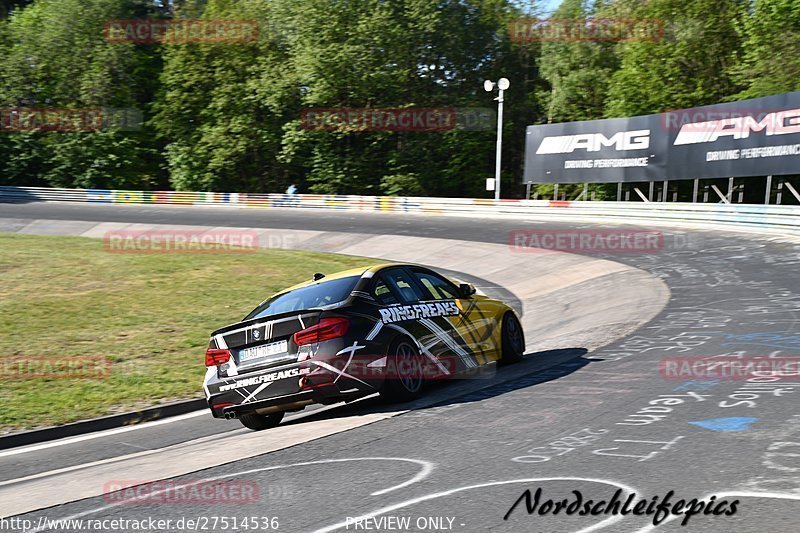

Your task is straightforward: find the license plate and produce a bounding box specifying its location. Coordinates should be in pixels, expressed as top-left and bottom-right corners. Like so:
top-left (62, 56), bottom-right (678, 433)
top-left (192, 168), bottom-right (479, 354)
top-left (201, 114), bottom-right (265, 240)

top-left (238, 340), bottom-right (289, 363)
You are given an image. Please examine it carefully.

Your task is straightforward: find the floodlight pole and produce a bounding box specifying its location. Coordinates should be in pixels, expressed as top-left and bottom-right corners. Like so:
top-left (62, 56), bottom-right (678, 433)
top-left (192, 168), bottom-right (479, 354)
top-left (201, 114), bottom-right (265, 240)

top-left (493, 87), bottom-right (504, 201)
top-left (484, 78), bottom-right (508, 201)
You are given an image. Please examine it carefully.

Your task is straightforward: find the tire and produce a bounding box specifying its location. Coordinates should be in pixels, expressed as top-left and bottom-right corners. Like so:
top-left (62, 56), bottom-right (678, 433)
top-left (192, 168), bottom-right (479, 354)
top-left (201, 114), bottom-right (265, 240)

top-left (239, 411), bottom-right (284, 431)
top-left (500, 312), bottom-right (525, 365)
top-left (380, 338), bottom-right (425, 403)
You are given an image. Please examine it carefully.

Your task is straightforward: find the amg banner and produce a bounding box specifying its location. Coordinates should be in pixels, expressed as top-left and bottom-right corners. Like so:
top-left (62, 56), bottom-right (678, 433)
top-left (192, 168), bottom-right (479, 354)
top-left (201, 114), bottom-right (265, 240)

top-left (523, 91), bottom-right (800, 183)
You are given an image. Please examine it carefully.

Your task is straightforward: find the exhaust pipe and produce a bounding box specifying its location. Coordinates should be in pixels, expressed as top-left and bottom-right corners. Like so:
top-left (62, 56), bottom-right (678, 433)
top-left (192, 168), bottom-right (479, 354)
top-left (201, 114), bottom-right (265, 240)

top-left (255, 399), bottom-right (313, 415)
top-left (223, 411), bottom-right (239, 419)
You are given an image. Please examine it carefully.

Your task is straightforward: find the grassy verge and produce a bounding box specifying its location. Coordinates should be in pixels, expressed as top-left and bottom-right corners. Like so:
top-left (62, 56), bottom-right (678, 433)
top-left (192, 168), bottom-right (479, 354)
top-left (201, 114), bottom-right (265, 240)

top-left (0, 233), bottom-right (374, 432)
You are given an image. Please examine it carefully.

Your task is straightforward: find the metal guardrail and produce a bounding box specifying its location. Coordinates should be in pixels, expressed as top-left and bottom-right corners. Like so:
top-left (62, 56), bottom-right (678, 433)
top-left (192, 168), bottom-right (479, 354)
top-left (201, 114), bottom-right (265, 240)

top-left (1, 185), bottom-right (799, 234)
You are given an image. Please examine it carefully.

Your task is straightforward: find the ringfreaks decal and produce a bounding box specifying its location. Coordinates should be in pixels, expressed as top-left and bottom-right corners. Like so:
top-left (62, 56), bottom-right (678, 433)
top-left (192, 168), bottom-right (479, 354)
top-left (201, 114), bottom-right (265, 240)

top-left (218, 368), bottom-right (307, 392)
top-left (378, 301), bottom-right (460, 323)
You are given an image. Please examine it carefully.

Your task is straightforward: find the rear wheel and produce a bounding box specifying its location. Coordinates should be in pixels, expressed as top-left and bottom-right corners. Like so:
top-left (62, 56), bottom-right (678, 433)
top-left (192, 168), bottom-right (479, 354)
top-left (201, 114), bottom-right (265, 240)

top-left (239, 411), bottom-right (284, 431)
top-left (380, 338), bottom-right (424, 403)
top-left (500, 313), bottom-right (525, 365)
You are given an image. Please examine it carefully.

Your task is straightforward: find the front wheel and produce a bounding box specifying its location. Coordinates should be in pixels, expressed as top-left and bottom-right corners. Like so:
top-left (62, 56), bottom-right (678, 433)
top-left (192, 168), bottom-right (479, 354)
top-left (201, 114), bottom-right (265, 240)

top-left (380, 338), bottom-right (424, 403)
top-left (500, 313), bottom-right (525, 365)
top-left (239, 411), bottom-right (284, 431)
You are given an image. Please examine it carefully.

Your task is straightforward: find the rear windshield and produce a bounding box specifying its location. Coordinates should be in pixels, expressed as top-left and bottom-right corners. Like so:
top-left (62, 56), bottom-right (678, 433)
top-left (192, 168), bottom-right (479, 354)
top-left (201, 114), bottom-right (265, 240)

top-left (244, 276), bottom-right (360, 320)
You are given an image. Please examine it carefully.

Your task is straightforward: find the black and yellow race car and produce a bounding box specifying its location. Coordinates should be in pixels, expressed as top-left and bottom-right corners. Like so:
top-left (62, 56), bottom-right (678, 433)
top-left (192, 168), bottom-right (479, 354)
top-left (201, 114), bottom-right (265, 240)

top-left (203, 263), bottom-right (525, 430)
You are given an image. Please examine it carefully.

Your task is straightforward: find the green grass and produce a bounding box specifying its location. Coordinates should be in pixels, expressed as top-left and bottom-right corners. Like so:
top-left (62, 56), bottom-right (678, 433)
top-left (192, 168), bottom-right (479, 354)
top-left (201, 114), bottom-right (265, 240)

top-left (0, 233), bottom-right (374, 432)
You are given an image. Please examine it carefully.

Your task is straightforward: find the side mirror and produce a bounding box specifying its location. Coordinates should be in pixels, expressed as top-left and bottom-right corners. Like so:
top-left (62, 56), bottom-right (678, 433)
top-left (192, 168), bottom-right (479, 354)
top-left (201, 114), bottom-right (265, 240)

top-left (459, 283), bottom-right (477, 297)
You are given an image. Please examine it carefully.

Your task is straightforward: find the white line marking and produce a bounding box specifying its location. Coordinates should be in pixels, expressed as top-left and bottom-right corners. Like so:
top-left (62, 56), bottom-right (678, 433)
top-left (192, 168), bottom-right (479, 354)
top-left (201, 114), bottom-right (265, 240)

top-left (25, 458), bottom-right (433, 532)
top-left (0, 401), bottom-right (373, 489)
top-left (221, 314), bottom-right (308, 338)
top-left (0, 410), bottom-right (209, 458)
top-left (419, 318), bottom-right (476, 368)
top-left (386, 324), bottom-right (450, 374)
top-left (311, 477), bottom-right (638, 533)
top-left (214, 334), bottom-right (228, 349)
top-left (334, 342), bottom-right (366, 383)
top-left (242, 381), bottom-right (273, 403)
top-left (0, 448), bottom-right (162, 488)
top-left (366, 321), bottom-right (383, 341)
top-left (311, 360), bottom-right (370, 387)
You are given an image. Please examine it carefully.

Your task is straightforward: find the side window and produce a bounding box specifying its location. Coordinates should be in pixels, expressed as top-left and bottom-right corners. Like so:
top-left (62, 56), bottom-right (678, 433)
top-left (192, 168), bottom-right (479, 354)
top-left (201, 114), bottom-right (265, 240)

top-left (379, 269), bottom-right (424, 303)
top-left (413, 270), bottom-right (459, 300)
top-left (373, 278), bottom-right (398, 305)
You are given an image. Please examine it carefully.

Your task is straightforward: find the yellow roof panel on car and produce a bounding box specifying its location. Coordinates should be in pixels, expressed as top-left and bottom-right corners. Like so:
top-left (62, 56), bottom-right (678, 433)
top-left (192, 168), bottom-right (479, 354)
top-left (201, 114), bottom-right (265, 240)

top-left (276, 263), bottom-right (406, 294)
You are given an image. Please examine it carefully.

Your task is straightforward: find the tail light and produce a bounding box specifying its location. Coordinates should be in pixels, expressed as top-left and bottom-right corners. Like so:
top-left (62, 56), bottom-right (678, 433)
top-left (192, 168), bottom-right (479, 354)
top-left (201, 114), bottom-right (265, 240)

top-left (206, 348), bottom-right (231, 367)
top-left (293, 317), bottom-right (349, 346)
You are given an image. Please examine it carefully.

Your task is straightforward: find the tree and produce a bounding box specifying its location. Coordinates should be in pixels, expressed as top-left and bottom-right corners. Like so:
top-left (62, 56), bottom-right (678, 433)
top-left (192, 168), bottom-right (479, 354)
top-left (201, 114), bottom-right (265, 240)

top-left (605, 0), bottom-right (746, 117)
top-left (0, 0), bottom-right (163, 189)
top-left (538, 0), bottom-right (620, 123)
top-left (277, 0), bottom-right (533, 196)
top-left (732, 0), bottom-right (800, 98)
top-left (532, 0), bottom-right (620, 199)
top-left (152, 0), bottom-right (537, 195)
top-left (153, 0), bottom-right (295, 192)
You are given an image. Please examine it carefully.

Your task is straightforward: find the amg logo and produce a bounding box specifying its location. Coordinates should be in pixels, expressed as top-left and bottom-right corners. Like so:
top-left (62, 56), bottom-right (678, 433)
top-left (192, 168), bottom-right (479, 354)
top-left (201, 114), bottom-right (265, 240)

top-left (674, 109), bottom-right (800, 145)
top-left (379, 301), bottom-right (459, 323)
top-left (218, 367), bottom-right (305, 392)
top-left (536, 130), bottom-right (650, 154)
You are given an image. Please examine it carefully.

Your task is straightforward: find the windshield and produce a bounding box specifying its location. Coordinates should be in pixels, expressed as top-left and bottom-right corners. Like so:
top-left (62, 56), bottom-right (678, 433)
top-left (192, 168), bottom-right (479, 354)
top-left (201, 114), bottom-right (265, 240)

top-left (244, 276), bottom-right (360, 320)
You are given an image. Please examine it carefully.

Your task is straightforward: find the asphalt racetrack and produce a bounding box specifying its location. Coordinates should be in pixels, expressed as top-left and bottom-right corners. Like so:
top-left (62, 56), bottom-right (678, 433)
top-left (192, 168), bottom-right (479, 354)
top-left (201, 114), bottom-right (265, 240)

top-left (2, 201), bottom-right (800, 533)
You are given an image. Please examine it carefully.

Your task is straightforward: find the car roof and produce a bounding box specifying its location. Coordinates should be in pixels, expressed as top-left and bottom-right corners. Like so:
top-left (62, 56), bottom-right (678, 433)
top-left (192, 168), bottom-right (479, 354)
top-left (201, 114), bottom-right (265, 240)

top-left (275, 262), bottom-right (415, 294)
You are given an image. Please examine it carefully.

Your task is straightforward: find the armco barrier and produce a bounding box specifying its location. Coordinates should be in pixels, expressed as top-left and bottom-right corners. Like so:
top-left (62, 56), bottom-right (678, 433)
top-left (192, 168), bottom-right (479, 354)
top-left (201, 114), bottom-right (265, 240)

top-left (1, 185), bottom-right (799, 235)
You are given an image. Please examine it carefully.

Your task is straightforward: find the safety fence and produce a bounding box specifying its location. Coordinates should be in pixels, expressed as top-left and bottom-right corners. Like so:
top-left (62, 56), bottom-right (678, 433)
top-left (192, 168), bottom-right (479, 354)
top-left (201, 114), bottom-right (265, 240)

top-left (1, 185), bottom-right (799, 234)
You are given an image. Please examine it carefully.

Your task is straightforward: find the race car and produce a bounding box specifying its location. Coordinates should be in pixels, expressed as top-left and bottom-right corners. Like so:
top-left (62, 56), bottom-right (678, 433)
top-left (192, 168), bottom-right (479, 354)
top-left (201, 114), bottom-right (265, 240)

top-left (203, 263), bottom-right (525, 430)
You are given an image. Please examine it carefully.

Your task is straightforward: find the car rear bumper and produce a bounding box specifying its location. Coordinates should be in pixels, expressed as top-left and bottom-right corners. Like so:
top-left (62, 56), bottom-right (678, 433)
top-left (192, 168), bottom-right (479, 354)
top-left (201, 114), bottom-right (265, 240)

top-left (205, 335), bottom-right (391, 418)
top-left (208, 376), bottom-right (377, 418)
